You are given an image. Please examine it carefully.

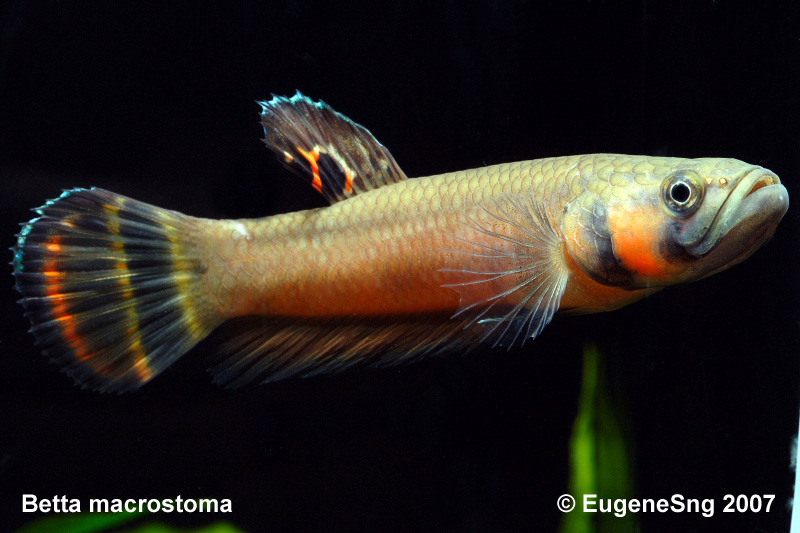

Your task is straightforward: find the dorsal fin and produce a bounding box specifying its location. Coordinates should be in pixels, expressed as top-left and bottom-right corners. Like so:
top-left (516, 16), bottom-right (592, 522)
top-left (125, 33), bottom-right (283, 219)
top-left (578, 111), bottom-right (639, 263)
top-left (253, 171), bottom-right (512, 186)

top-left (259, 92), bottom-right (408, 204)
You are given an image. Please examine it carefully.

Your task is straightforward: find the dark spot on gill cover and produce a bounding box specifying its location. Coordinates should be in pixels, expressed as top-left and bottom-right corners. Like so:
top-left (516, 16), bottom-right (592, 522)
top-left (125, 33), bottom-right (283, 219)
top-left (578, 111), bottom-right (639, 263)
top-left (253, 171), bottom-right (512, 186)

top-left (660, 221), bottom-right (695, 265)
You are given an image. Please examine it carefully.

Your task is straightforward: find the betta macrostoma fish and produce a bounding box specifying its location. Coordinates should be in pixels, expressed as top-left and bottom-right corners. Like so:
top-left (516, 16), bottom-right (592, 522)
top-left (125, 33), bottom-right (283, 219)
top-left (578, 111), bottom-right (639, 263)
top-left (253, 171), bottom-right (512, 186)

top-left (12, 93), bottom-right (789, 392)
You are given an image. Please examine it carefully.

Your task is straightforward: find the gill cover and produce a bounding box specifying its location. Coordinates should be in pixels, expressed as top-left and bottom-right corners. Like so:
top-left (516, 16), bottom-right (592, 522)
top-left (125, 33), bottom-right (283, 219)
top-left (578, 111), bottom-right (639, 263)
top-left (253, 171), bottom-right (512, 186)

top-left (561, 193), bottom-right (634, 287)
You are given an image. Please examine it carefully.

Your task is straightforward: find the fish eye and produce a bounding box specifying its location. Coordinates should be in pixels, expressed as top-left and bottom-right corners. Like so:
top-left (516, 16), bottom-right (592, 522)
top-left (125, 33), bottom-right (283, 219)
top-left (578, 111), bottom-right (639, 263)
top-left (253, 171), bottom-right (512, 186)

top-left (670, 182), bottom-right (691, 203)
top-left (662, 170), bottom-right (704, 216)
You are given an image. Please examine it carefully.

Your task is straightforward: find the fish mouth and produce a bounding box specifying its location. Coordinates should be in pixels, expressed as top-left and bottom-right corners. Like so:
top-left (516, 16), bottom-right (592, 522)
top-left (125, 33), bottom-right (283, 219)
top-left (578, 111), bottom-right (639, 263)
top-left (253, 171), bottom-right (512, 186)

top-left (685, 169), bottom-right (788, 258)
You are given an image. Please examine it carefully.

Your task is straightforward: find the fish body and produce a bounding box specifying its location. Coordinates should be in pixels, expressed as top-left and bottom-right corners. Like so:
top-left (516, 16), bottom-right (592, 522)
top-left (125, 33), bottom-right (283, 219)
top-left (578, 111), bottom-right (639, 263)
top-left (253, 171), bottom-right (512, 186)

top-left (206, 154), bottom-right (779, 318)
top-left (13, 93), bottom-right (789, 392)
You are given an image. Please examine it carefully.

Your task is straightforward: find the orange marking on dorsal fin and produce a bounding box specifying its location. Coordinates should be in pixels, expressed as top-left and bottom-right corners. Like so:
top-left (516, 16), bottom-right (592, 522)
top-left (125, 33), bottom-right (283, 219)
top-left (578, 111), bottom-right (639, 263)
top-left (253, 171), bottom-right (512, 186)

top-left (345, 169), bottom-right (354, 194)
top-left (297, 146), bottom-right (323, 193)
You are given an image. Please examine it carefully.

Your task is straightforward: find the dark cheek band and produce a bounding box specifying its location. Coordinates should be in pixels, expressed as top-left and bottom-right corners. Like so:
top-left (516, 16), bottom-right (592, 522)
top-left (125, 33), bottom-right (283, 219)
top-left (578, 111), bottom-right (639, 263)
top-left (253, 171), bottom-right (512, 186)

top-left (572, 198), bottom-right (635, 287)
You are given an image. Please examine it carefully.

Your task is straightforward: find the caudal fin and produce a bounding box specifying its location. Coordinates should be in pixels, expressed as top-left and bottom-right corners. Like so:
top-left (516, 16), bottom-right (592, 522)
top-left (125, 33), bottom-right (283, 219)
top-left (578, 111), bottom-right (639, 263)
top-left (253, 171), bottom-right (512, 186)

top-left (12, 188), bottom-right (221, 393)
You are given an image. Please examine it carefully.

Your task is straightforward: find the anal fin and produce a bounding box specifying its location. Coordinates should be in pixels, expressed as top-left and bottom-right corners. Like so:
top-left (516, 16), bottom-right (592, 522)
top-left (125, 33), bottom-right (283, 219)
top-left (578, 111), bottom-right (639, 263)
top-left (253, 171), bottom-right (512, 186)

top-left (209, 314), bottom-right (478, 387)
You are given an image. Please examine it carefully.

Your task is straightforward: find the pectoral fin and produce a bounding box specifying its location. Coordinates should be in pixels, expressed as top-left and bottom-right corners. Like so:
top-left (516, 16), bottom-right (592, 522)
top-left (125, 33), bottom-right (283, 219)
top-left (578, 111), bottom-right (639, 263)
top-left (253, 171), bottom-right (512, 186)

top-left (441, 196), bottom-right (569, 348)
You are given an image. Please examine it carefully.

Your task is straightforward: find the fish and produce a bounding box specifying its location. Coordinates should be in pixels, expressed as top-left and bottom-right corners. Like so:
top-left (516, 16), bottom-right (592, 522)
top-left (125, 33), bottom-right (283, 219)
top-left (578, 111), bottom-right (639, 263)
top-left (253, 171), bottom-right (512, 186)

top-left (12, 92), bottom-right (789, 392)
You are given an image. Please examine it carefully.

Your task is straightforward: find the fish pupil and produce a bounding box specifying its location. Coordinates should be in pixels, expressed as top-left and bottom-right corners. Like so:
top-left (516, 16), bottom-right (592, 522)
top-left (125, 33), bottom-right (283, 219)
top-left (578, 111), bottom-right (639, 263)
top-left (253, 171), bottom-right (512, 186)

top-left (671, 182), bottom-right (691, 204)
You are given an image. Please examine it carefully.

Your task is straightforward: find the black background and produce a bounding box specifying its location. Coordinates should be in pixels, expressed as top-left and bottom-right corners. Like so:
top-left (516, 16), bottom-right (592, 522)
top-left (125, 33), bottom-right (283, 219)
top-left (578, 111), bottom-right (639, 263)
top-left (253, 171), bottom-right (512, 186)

top-left (1, 1), bottom-right (799, 531)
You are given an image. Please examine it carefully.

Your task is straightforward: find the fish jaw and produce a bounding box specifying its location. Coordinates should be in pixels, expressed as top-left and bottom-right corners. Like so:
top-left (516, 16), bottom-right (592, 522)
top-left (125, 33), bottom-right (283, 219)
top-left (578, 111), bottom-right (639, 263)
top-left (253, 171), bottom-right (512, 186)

top-left (678, 171), bottom-right (788, 280)
top-left (678, 168), bottom-right (788, 257)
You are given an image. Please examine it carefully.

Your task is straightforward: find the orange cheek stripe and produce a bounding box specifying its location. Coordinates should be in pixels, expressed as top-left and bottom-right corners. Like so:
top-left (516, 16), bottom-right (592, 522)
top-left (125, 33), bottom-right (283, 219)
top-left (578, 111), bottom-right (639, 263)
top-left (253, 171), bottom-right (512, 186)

top-left (608, 207), bottom-right (681, 279)
top-left (612, 232), bottom-right (666, 277)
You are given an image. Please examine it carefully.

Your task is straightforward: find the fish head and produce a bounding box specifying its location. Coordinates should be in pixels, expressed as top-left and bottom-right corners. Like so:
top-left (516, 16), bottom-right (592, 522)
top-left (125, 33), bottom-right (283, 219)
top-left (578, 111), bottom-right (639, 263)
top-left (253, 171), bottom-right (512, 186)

top-left (564, 157), bottom-right (788, 289)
